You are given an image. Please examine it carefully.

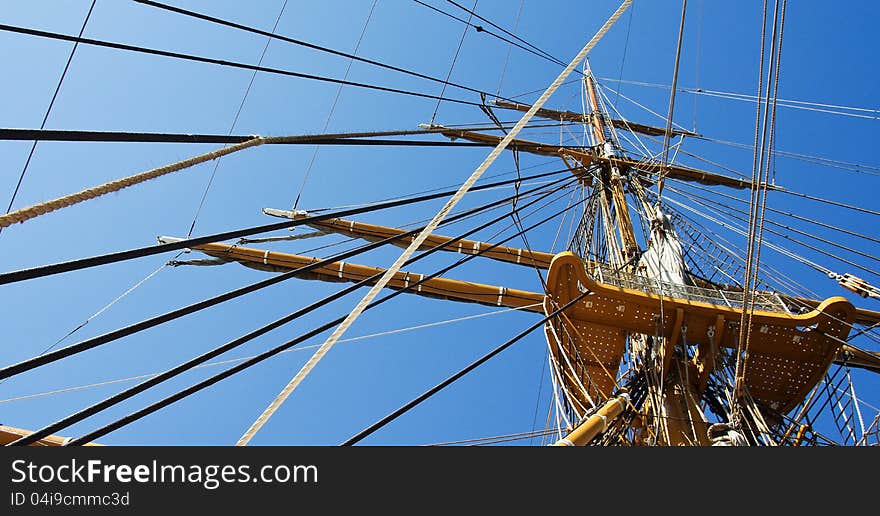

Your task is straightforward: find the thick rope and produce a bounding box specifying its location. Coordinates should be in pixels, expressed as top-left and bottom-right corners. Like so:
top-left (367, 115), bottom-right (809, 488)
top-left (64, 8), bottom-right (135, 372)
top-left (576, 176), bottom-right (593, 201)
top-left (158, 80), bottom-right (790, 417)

top-left (0, 137), bottom-right (264, 229)
top-left (734, 0), bottom-right (782, 413)
top-left (3, 0), bottom-right (97, 223)
top-left (734, 0), bottom-right (787, 414)
top-left (235, 0), bottom-right (633, 446)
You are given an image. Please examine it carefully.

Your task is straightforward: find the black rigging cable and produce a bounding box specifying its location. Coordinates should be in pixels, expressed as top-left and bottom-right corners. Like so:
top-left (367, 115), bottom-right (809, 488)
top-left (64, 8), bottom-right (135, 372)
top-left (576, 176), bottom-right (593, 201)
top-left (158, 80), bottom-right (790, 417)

top-left (494, 0), bottom-right (524, 96)
top-left (132, 0), bottom-right (530, 110)
top-left (430, 0), bottom-right (477, 124)
top-left (0, 168), bottom-right (571, 286)
top-left (0, 24), bottom-right (488, 109)
top-left (441, 0), bottom-right (559, 64)
top-left (186, 0), bottom-right (290, 238)
top-left (667, 184), bottom-right (880, 267)
top-left (341, 292), bottom-right (589, 446)
top-left (291, 0), bottom-right (378, 212)
top-left (8, 177), bottom-right (577, 446)
top-left (673, 180), bottom-right (880, 247)
top-left (2, 1), bottom-right (96, 229)
top-left (613, 0), bottom-right (634, 107)
top-left (0, 171), bottom-right (574, 380)
top-left (412, 0), bottom-right (567, 68)
top-left (771, 184), bottom-right (880, 218)
top-left (46, 190), bottom-right (586, 446)
top-left (0, 125), bottom-right (578, 144)
top-left (667, 184), bottom-right (880, 279)
top-left (658, 0), bottom-right (688, 199)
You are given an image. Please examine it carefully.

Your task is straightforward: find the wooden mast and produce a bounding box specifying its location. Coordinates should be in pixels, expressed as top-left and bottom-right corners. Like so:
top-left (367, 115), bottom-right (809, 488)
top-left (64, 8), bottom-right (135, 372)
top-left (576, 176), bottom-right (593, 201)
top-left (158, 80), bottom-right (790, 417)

top-left (583, 71), bottom-right (641, 265)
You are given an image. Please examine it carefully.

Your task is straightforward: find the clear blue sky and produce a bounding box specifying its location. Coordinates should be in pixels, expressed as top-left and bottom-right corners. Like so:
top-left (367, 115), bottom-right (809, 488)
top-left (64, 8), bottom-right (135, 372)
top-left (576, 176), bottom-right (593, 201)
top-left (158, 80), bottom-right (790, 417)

top-left (0, 0), bottom-right (877, 445)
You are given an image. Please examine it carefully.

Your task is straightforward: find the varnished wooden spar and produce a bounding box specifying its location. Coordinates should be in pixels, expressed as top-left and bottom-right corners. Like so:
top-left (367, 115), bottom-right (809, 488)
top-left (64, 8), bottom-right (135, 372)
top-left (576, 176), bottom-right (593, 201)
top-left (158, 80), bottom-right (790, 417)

top-left (431, 127), bottom-right (754, 190)
top-left (490, 99), bottom-right (700, 138)
top-left (0, 425), bottom-right (100, 446)
top-left (179, 241), bottom-right (880, 376)
top-left (180, 241), bottom-right (545, 312)
top-left (264, 208), bottom-right (554, 269)
top-left (583, 74), bottom-right (640, 261)
top-left (552, 392), bottom-right (631, 446)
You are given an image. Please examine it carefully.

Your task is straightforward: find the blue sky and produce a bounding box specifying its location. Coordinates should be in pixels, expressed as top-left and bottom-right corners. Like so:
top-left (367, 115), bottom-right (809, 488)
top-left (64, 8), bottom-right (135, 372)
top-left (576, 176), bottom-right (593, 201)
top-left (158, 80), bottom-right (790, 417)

top-left (0, 0), bottom-right (877, 445)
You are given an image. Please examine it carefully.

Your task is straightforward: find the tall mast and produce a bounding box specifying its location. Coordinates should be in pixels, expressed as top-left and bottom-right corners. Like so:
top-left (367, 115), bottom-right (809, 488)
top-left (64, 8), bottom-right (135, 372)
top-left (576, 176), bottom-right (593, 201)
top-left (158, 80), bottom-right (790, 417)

top-left (583, 70), bottom-right (640, 266)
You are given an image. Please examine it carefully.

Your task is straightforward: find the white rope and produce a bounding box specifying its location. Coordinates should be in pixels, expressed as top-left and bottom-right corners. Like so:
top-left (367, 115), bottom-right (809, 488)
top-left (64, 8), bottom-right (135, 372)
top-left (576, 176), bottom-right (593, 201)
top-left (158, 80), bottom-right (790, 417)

top-left (663, 194), bottom-right (833, 275)
top-left (597, 76), bottom-right (880, 120)
top-left (659, 190), bottom-right (822, 298)
top-left (546, 349), bottom-right (574, 434)
top-left (597, 84), bottom-right (653, 158)
top-left (235, 0), bottom-right (633, 446)
top-left (421, 428), bottom-right (556, 446)
top-left (697, 136), bottom-right (880, 177)
top-left (0, 305), bottom-right (540, 405)
top-left (546, 318), bottom-right (595, 415)
top-left (0, 256), bottom-right (177, 386)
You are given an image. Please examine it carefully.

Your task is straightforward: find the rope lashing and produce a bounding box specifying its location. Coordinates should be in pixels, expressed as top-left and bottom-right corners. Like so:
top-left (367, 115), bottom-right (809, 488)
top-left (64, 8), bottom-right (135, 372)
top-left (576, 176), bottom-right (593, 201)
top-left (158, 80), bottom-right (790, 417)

top-left (0, 137), bottom-right (264, 229)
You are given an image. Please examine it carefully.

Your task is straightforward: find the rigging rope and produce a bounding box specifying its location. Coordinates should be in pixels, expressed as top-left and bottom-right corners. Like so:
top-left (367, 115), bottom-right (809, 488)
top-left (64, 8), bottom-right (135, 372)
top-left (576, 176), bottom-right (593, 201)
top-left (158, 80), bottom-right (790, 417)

top-left (0, 137), bottom-right (264, 229)
top-left (696, 136), bottom-right (880, 178)
top-left (0, 167), bottom-right (567, 286)
top-left (528, 345), bottom-right (549, 445)
top-left (664, 194), bottom-right (831, 276)
top-left (657, 0), bottom-right (688, 198)
top-left (430, 0), bottom-right (477, 124)
top-left (0, 254), bottom-right (180, 389)
top-left (660, 192), bottom-right (821, 298)
top-left (234, 1), bottom-right (632, 446)
top-left (597, 77), bottom-right (880, 121)
top-left (134, 0), bottom-right (530, 110)
top-left (32, 257), bottom-right (176, 358)
top-left (693, 0), bottom-right (702, 131)
top-left (2, 0), bottom-right (96, 230)
top-left (613, 0), bottom-right (634, 108)
top-left (0, 174), bottom-right (571, 382)
top-left (442, 0), bottom-right (557, 62)
top-left (341, 292), bottom-right (589, 445)
top-left (292, 0), bottom-right (378, 211)
top-left (422, 427), bottom-right (558, 446)
top-left (412, 0), bottom-right (565, 69)
top-left (0, 124), bottom-right (581, 145)
top-left (667, 184), bottom-right (880, 275)
top-left (0, 305), bottom-right (539, 405)
top-left (772, 185), bottom-right (880, 218)
top-left (186, 0), bottom-right (290, 238)
top-left (0, 23), bottom-right (490, 109)
top-left (53, 191), bottom-right (584, 446)
top-left (736, 0), bottom-right (785, 417)
top-left (672, 180), bottom-right (880, 247)
top-left (515, 72), bottom-right (880, 124)
top-left (494, 0), bottom-right (524, 96)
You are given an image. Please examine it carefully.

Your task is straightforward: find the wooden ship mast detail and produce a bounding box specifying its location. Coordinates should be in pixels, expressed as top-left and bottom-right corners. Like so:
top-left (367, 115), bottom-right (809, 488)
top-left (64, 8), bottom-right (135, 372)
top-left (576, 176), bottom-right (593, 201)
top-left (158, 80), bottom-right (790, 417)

top-left (1, 0), bottom-right (877, 447)
top-left (156, 68), bottom-right (871, 446)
